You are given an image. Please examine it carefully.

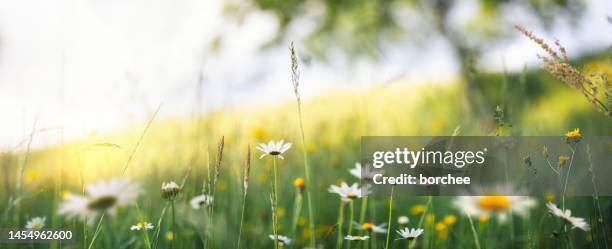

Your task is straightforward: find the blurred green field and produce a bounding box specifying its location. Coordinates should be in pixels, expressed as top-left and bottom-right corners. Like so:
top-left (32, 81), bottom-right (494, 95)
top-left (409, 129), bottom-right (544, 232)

top-left (1, 53), bottom-right (611, 249)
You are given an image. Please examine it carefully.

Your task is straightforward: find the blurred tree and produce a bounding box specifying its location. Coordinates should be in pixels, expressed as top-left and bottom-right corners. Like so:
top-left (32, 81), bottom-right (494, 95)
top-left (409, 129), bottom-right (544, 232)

top-left (225, 0), bottom-right (585, 117)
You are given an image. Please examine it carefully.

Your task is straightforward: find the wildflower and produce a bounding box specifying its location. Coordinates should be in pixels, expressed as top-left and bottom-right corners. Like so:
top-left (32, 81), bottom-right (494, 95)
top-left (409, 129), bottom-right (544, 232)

top-left (453, 188), bottom-right (536, 223)
top-left (276, 208), bottom-right (286, 217)
top-left (328, 182), bottom-right (371, 202)
top-left (306, 142), bottom-right (316, 152)
top-left (190, 194), bottom-right (213, 210)
top-left (353, 222), bottom-right (387, 234)
top-left (349, 163), bottom-right (383, 181)
top-left (437, 229), bottom-right (448, 239)
top-left (478, 215), bottom-right (490, 223)
top-left (425, 214), bottom-right (435, 224)
top-left (435, 222), bottom-right (449, 239)
top-left (252, 127), bottom-right (267, 140)
top-left (397, 216), bottom-right (410, 225)
top-left (546, 202), bottom-right (590, 231)
top-left (443, 215), bottom-right (457, 225)
top-left (269, 234), bottom-right (292, 246)
top-left (293, 177), bottom-right (305, 192)
top-left (25, 217), bottom-right (46, 230)
top-left (61, 190), bottom-right (71, 200)
top-left (396, 227), bottom-right (424, 241)
top-left (558, 155), bottom-right (570, 162)
top-left (130, 222), bottom-right (154, 231)
top-left (565, 128), bottom-right (582, 143)
top-left (165, 231), bottom-right (174, 241)
top-left (297, 217), bottom-right (307, 226)
top-left (161, 181), bottom-right (181, 200)
top-left (345, 235), bottom-right (370, 241)
top-left (410, 204), bottom-right (426, 215)
top-left (25, 170), bottom-right (41, 181)
top-left (545, 191), bottom-right (555, 202)
top-left (257, 140), bottom-right (292, 159)
top-left (557, 155), bottom-right (570, 170)
top-left (59, 177), bottom-right (140, 222)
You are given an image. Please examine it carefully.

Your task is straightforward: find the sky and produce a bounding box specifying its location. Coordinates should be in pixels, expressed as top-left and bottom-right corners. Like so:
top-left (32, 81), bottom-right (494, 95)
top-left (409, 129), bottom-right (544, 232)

top-left (0, 0), bottom-right (610, 149)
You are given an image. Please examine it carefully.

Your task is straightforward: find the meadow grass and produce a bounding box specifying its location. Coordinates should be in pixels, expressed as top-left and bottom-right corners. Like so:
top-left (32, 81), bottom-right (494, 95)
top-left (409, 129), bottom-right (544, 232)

top-left (0, 52), bottom-right (611, 249)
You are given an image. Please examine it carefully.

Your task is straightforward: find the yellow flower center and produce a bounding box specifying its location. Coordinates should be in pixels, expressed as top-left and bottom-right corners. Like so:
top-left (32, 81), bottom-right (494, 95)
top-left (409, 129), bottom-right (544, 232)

top-left (293, 178), bottom-right (305, 188)
top-left (87, 196), bottom-right (118, 210)
top-left (361, 223), bottom-right (374, 231)
top-left (478, 196), bottom-right (511, 212)
top-left (347, 191), bottom-right (358, 199)
top-left (443, 215), bottom-right (457, 225)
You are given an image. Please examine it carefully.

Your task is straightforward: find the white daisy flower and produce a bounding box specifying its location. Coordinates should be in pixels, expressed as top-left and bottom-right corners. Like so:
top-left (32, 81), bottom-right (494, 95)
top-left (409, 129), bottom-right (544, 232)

top-left (328, 182), bottom-right (371, 202)
top-left (396, 227), bottom-right (424, 241)
top-left (161, 181), bottom-right (181, 200)
top-left (397, 216), bottom-right (410, 225)
top-left (25, 216), bottom-right (46, 230)
top-left (190, 194), bottom-right (214, 209)
top-left (353, 222), bottom-right (387, 234)
top-left (130, 222), bottom-right (154, 231)
top-left (453, 195), bottom-right (536, 223)
top-left (268, 234), bottom-right (292, 246)
top-left (453, 186), bottom-right (536, 223)
top-left (257, 140), bottom-right (292, 159)
top-left (546, 202), bottom-right (590, 231)
top-left (345, 235), bottom-right (370, 241)
top-left (59, 177), bottom-right (140, 223)
top-left (349, 163), bottom-right (383, 181)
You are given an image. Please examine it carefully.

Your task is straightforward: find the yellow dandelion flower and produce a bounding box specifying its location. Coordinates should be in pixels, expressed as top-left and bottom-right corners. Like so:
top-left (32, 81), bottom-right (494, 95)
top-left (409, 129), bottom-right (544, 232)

top-left (435, 222), bottom-right (446, 232)
top-left (437, 229), bottom-right (449, 239)
top-left (565, 128), bottom-right (582, 143)
top-left (410, 204), bottom-right (427, 215)
top-left (478, 215), bottom-right (490, 223)
top-left (297, 217), bottom-right (307, 226)
top-left (61, 190), bottom-right (71, 200)
top-left (252, 127), bottom-right (267, 140)
top-left (306, 142), bottom-right (316, 153)
top-left (165, 231), bottom-right (174, 241)
top-left (276, 208), bottom-right (286, 217)
top-left (565, 128), bottom-right (581, 139)
top-left (293, 177), bottom-right (305, 188)
top-left (443, 215), bottom-right (457, 225)
top-left (25, 170), bottom-right (41, 181)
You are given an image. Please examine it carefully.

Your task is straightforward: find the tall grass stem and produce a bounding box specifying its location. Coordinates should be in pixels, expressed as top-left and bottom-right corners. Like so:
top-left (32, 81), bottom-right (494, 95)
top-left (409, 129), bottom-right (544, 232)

top-left (336, 202), bottom-right (345, 249)
top-left (347, 201), bottom-right (355, 249)
top-left (467, 214), bottom-right (482, 249)
top-left (290, 42), bottom-right (316, 248)
top-left (385, 187), bottom-right (394, 249)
